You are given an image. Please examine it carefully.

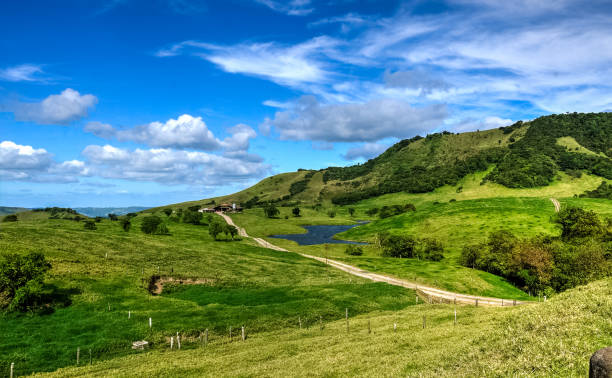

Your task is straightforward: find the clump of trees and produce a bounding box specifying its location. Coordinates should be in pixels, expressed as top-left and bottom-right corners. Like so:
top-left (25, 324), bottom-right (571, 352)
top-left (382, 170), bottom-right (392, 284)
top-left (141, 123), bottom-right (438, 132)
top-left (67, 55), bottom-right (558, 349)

top-left (140, 215), bottom-right (170, 235)
top-left (583, 181), bottom-right (612, 199)
top-left (208, 221), bottom-right (239, 240)
top-left (263, 203), bottom-right (279, 218)
top-left (2, 214), bottom-right (17, 222)
top-left (378, 204), bottom-right (416, 219)
top-left (460, 207), bottom-right (611, 295)
top-left (377, 232), bottom-right (444, 261)
top-left (345, 245), bottom-right (363, 256)
top-left (182, 210), bottom-right (202, 225)
top-left (0, 252), bottom-right (51, 312)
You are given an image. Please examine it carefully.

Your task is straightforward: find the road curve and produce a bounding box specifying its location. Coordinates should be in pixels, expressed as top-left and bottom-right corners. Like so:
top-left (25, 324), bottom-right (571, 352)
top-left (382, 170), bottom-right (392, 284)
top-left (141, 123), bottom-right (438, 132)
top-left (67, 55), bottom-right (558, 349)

top-left (217, 212), bottom-right (526, 307)
top-left (550, 198), bottom-right (561, 213)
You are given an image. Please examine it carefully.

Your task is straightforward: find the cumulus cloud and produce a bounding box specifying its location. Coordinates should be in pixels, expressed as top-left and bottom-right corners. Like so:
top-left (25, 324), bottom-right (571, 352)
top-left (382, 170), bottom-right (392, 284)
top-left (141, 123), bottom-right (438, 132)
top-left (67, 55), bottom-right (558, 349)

top-left (82, 144), bottom-right (269, 185)
top-left (0, 141), bottom-right (88, 182)
top-left (84, 121), bottom-right (117, 139)
top-left (7, 89), bottom-right (98, 125)
top-left (343, 142), bottom-right (389, 160)
top-left (262, 95), bottom-right (447, 142)
top-left (0, 64), bottom-right (46, 82)
top-left (384, 70), bottom-right (449, 94)
top-left (254, 0), bottom-right (313, 16)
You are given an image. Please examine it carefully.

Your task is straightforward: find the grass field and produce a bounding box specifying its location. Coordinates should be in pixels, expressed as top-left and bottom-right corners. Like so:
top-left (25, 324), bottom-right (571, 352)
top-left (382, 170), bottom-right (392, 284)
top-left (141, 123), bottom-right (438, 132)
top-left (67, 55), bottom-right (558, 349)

top-left (38, 278), bottom-right (612, 377)
top-left (0, 212), bottom-right (419, 375)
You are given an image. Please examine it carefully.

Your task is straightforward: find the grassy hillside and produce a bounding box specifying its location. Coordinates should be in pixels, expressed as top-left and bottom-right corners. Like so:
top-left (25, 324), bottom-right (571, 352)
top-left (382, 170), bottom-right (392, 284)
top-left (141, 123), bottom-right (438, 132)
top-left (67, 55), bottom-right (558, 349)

top-left (0, 206), bottom-right (28, 216)
top-left (0, 212), bottom-right (421, 375)
top-left (40, 278), bottom-right (612, 377)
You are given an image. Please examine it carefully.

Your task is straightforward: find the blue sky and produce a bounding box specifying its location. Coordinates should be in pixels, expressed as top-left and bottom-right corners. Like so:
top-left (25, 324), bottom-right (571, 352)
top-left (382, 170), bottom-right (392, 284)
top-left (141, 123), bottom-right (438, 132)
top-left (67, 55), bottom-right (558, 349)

top-left (1, 0), bottom-right (611, 208)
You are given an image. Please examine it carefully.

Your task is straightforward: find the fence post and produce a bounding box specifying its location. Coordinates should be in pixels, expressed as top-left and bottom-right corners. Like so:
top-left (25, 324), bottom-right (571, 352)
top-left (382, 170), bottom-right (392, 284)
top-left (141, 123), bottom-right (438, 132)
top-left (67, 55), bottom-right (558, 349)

top-left (77, 347), bottom-right (80, 365)
top-left (416, 296), bottom-right (418, 304)
top-left (128, 310), bottom-right (131, 319)
top-left (205, 329), bottom-right (208, 346)
top-left (454, 309), bottom-right (457, 326)
top-left (475, 299), bottom-right (478, 307)
top-left (149, 317), bottom-right (152, 329)
top-left (299, 316), bottom-right (302, 329)
top-left (513, 299), bottom-right (517, 306)
top-left (89, 349), bottom-right (92, 365)
top-left (177, 332), bottom-right (181, 349)
top-left (544, 295), bottom-right (547, 302)
top-left (423, 316), bottom-right (426, 329)
top-left (320, 316), bottom-right (323, 331)
top-left (393, 323), bottom-right (397, 332)
top-left (241, 326), bottom-right (246, 341)
top-left (346, 308), bottom-right (349, 333)
top-left (171, 336), bottom-right (174, 349)
top-left (10, 362), bottom-right (13, 378)
top-left (368, 320), bottom-right (371, 334)
top-left (229, 326), bottom-right (232, 342)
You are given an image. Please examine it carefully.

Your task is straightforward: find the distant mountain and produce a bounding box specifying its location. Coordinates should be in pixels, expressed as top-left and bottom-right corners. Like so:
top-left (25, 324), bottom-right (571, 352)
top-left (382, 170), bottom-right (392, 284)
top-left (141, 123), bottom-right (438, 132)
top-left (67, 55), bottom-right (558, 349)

top-left (74, 207), bottom-right (149, 217)
top-left (0, 206), bottom-right (29, 216)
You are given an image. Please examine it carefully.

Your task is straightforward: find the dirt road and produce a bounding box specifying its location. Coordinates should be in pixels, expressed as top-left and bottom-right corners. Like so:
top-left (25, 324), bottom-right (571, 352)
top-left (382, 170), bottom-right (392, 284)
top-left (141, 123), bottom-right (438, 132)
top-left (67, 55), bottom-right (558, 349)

top-left (217, 212), bottom-right (526, 307)
top-left (550, 198), bottom-right (561, 213)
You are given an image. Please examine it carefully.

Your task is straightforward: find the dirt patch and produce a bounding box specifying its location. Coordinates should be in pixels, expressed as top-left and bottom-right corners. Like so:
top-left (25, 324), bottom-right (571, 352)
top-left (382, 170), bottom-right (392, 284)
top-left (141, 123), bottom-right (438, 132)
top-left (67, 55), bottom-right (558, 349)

top-left (148, 276), bottom-right (216, 295)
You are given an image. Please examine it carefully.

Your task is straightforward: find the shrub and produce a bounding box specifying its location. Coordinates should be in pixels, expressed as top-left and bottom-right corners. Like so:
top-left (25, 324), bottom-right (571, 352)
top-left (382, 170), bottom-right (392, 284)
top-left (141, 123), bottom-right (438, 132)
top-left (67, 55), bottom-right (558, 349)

top-left (263, 203), bottom-right (280, 218)
top-left (188, 205), bottom-right (200, 212)
top-left (94, 216), bottom-right (103, 223)
top-left (107, 213), bottom-right (118, 221)
top-left (120, 218), bottom-right (131, 231)
top-left (209, 221), bottom-right (224, 240)
top-left (345, 245), bottom-right (363, 256)
top-left (73, 215), bottom-right (83, 222)
top-left (83, 220), bottom-right (97, 230)
top-left (292, 207), bottom-right (301, 217)
top-left (141, 215), bottom-right (163, 234)
top-left (365, 208), bottom-right (379, 216)
top-left (163, 208), bottom-right (173, 216)
top-left (156, 223), bottom-right (170, 235)
top-left (225, 224), bottom-right (238, 239)
top-left (555, 207), bottom-right (604, 239)
top-left (0, 252), bottom-right (51, 312)
top-left (348, 207), bottom-right (355, 216)
top-left (2, 214), bottom-right (17, 222)
top-left (327, 209), bottom-right (336, 218)
top-left (183, 210), bottom-right (202, 225)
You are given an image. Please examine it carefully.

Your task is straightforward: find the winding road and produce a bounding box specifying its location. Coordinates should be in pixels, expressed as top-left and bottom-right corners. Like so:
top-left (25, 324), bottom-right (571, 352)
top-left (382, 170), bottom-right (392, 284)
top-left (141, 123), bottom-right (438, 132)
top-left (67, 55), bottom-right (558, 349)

top-left (550, 198), bottom-right (561, 213)
top-left (217, 212), bottom-right (526, 307)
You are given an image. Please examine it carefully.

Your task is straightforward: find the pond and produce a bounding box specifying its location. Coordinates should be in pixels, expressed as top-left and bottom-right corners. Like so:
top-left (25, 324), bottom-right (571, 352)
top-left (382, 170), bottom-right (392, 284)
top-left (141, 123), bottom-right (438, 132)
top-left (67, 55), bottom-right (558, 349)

top-left (270, 222), bottom-right (368, 246)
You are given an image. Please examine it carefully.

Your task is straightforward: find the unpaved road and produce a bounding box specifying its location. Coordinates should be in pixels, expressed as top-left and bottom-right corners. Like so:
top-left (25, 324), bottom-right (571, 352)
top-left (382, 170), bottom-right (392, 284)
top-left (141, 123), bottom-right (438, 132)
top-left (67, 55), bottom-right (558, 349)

top-left (217, 212), bottom-right (526, 307)
top-left (550, 198), bottom-right (561, 213)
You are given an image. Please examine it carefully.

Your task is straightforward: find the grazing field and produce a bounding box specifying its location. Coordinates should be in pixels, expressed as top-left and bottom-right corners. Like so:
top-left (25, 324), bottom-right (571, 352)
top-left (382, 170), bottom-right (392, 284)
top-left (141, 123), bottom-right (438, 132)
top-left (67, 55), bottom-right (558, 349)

top-left (0, 212), bottom-right (417, 375)
top-left (39, 278), bottom-right (612, 377)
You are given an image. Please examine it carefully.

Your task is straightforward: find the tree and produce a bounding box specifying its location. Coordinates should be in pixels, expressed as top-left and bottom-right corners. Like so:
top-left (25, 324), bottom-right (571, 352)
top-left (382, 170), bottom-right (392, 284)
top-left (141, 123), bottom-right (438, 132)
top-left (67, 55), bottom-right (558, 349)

top-left (156, 223), bottom-right (170, 235)
top-left (327, 209), bottom-right (336, 218)
top-left (83, 220), bottom-right (97, 230)
top-left (141, 215), bottom-right (162, 234)
top-left (209, 221), bottom-right (224, 240)
top-left (263, 203), bottom-right (279, 218)
top-left (345, 244), bottom-right (363, 256)
top-left (460, 245), bottom-right (480, 268)
top-left (348, 207), bottom-right (355, 217)
top-left (120, 218), bottom-right (131, 232)
top-left (0, 252), bottom-right (51, 311)
top-left (163, 208), bottom-right (173, 216)
top-left (555, 207), bottom-right (604, 239)
top-left (225, 224), bottom-right (238, 239)
top-left (73, 215), bottom-right (83, 222)
top-left (292, 207), bottom-right (301, 217)
top-left (108, 213), bottom-right (118, 221)
top-left (188, 205), bottom-right (200, 212)
top-left (94, 216), bottom-right (103, 223)
top-left (2, 214), bottom-right (17, 222)
top-left (183, 210), bottom-right (202, 225)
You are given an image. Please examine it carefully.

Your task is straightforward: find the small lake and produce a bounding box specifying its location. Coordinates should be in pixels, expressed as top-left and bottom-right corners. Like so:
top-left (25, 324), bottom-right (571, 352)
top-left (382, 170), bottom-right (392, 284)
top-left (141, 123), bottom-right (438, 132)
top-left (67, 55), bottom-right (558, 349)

top-left (270, 222), bottom-right (367, 246)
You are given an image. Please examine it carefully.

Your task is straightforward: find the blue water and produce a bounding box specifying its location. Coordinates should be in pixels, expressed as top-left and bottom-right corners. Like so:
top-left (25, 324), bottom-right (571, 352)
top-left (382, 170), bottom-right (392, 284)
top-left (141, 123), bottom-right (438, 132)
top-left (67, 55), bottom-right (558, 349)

top-left (270, 223), bottom-right (367, 245)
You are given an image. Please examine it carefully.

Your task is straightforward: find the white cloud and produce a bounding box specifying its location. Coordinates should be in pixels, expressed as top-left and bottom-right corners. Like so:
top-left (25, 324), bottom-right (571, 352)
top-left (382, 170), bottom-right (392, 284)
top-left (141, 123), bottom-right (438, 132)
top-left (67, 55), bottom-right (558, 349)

top-left (448, 116), bottom-right (513, 133)
top-left (384, 70), bottom-right (450, 94)
top-left (343, 142), bottom-right (389, 160)
top-left (0, 64), bottom-right (45, 82)
top-left (82, 144), bottom-right (269, 185)
top-left (262, 95), bottom-right (447, 142)
top-left (84, 121), bottom-right (116, 139)
top-left (254, 0), bottom-right (313, 16)
top-left (0, 141), bottom-right (88, 182)
top-left (7, 89), bottom-right (98, 125)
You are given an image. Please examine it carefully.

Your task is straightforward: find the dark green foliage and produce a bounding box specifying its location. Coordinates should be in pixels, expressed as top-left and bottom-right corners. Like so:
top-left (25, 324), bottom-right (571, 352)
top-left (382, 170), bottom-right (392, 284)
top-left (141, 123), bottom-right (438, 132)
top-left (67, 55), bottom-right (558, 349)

top-left (163, 208), bottom-right (173, 216)
top-left (289, 178), bottom-right (310, 196)
top-left (583, 181), bottom-right (612, 199)
top-left (244, 196), bottom-right (260, 209)
top-left (365, 208), bottom-right (379, 216)
top-left (141, 215), bottom-right (163, 234)
top-left (126, 212), bottom-right (137, 219)
top-left (2, 214), bottom-right (17, 222)
top-left (460, 210), bottom-right (610, 294)
top-left (156, 223), bottom-right (170, 235)
top-left (292, 207), bottom-right (301, 217)
top-left (345, 245), bottom-right (363, 256)
top-left (348, 207), bottom-right (355, 216)
top-left (182, 210), bottom-right (202, 225)
top-left (263, 203), bottom-right (280, 218)
top-left (83, 220), bottom-right (97, 230)
top-left (107, 213), bottom-right (118, 221)
top-left (555, 207), bottom-right (604, 239)
top-left (209, 221), bottom-right (224, 240)
top-left (486, 113), bottom-right (612, 188)
top-left (0, 252), bottom-right (51, 311)
top-left (120, 218), bottom-right (131, 231)
top-left (188, 205), bottom-right (200, 212)
top-left (225, 224), bottom-right (238, 239)
top-left (378, 204), bottom-right (415, 219)
top-left (73, 215), bottom-right (83, 222)
top-left (377, 232), bottom-right (445, 261)
top-left (94, 216), bottom-right (103, 223)
top-left (327, 209), bottom-right (336, 218)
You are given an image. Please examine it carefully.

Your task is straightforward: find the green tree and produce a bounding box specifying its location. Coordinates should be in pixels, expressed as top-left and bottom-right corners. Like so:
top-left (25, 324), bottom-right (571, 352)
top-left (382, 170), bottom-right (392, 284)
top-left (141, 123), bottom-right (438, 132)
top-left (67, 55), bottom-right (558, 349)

top-left (183, 210), bottom-right (202, 225)
top-left (141, 215), bottom-right (163, 234)
top-left (460, 245), bottom-right (481, 269)
top-left (209, 221), bottom-right (224, 240)
top-left (83, 220), bottom-right (97, 230)
top-left (345, 244), bottom-right (363, 256)
top-left (2, 214), bottom-right (17, 222)
top-left (225, 224), bottom-right (238, 240)
top-left (0, 252), bottom-right (51, 311)
top-left (348, 207), bottom-right (355, 217)
top-left (107, 213), bottom-right (118, 221)
top-left (263, 203), bottom-right (279, 218)
top-left (327, 209), bottom-right (336, 218)
top-left (163, 208), bottom-right (173, 216)
top-left (120, 218), bottom-right (131, 232)
top-left (555, 207), bottom-right (604, 239)
top-left (292, 207), bottom-right (301, 217)
top-left (94, 216), bottom-right (103, 223)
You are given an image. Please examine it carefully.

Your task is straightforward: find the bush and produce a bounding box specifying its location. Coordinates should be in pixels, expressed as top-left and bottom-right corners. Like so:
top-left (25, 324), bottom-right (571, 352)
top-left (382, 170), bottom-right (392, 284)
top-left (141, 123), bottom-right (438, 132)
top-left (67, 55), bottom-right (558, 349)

top-left (345, 245), bottom-right (363, 256)
top-left (263, 203), bottom-right (279, 218)
top-left (292, 207), bottom-right (301, 217)
top-left (141, 215), bottom-right (163, 234)
top-left (209, 221), bottom-right (224, 240)
top-left (156, 223), bottom-right (170, 235)
top-left (225, 224), bottom-right (238, 239)
top-left (555, 207), bottom-right (604, 239)
top-left (0, 252), bottom-right (51, 311)
top-left (183, 210), bottom-right (202, 225)
top-left (83, 220), bottom-right (97, 230)
top-left (188, 205), bottom-right (200, 212)
top-left (107, 213), bottom-right (118, 221)
top-left (327, 209), bottom-right (336, 218)
top-left (163, 208), bottom-right (173, 216)
top-left (120, 218), bottom-right (131, 232)
top-left (348, 207), bottom-right (355, 216)
top-left (94, 216), bottom-right (103, 223)
top-left (2, 214), bottom-right (17, 222)
top-left (365, 208), bottom-right (379, 216)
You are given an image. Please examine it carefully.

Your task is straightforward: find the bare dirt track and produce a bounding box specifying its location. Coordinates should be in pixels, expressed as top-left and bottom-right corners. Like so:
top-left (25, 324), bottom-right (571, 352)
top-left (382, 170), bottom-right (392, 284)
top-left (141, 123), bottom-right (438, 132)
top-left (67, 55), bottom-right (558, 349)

top-left (217, 212), bottom-right (526, 307)
top-left (550, 198), bottom-right (561, 212)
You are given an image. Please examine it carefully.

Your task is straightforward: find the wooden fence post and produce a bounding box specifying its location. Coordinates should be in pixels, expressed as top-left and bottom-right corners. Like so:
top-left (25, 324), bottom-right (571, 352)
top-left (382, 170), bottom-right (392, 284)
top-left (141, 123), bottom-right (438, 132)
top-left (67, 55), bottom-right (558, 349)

top-left (177, 332), bottom-right (181, 349)
top-left (393, 323), bottom-right (397, 332)
top-left (475, 299), bottom-right (478, 307)
top-left (241, 326), bottom-right (246, 341)
top-left (423, 316), bottom-right (426, 329)
top-left (513, 299), bottom-right (517, 306)
top-left (299, 316), bottom-right (302, 329)
top-left (319, 316), bottom-right (323, 331)
top-left (368, 320), bottom-right (371, 334)
top-left (149, 317), bottom-right (152, 329)
top-left (205, 329), bottom-right (208, 346)
top-left (345, 308), bottom-right (349, 333)
top-left (454, 309), bottom-right (457, 326)
top-left (10, 362), bottom-right (14, 378)
top-left (128, 310), bottom-right (131, 319)
top-left (229, 326), bottom-right (232, 342)
top-left (170, 336), bottom-right (174, 349)
top-left (89, 349), bottom-right (92, 365)
top-left (77, 347), bottom-right (80, 365)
